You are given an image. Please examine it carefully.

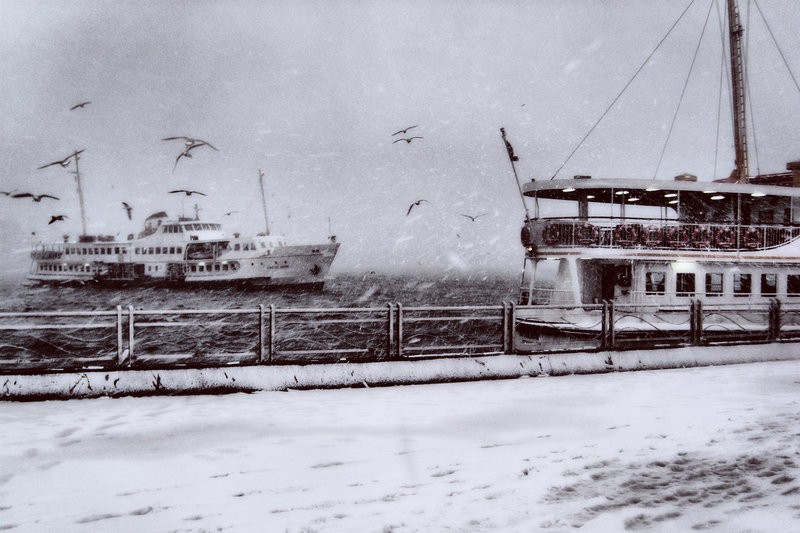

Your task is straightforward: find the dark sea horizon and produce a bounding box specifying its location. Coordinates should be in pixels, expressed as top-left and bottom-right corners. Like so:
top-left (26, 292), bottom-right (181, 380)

top-left (0, 272), bottom-right (521, 313)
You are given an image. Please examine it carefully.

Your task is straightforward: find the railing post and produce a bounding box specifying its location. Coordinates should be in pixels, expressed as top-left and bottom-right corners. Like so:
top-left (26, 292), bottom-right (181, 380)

top-left (258, 304), bottom-right (265, 363)
top-left (387, 303), bottom-right (395, 359)
top-left (501, 302), bottom-right (509, 354)
top-left (268, 303), bottom-right (275, 364)
top-left (695, 300), bottom-right (704, 345)
top-left (116, 305), bottom-right (123, 367)
top-left (608, 300), bottom-right (615, 350)
top-left (127, 304), bottom-right (135, 367)
top-left (600, 301), bottom-right (608, 350)
top-left (772, 298), bottom-right (782, 341)
top-left (689, 300), bottom-right (696, 344)
top-left (509, 302), bottom-right (517, 354)
top-left (396, 303), bottom-right (403, 359)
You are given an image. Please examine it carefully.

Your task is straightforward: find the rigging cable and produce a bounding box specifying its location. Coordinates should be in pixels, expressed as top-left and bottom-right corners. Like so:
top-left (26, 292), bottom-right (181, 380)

top-left (652, 0), bottom-right (715, 180)
top-left (753, 0), bottom-right (800, 96)
top-left (713, 0), bottom-right (729, 179)
top-left (549, 0), bottom-right (698, 180)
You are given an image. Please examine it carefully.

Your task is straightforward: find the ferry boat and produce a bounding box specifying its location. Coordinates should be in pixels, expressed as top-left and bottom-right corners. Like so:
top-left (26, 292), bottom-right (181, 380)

top-left (512, 0), bottom-right (800, 337)
top-left (29, 210), bottom-right (340, 288)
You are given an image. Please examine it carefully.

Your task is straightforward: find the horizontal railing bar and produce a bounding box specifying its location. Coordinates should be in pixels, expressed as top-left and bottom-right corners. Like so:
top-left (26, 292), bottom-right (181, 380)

top-left (272, 307), bottom-right (389, 314)
top-left (404, 316), bottom-right (502, 323)
top-left (0, 323), bottom-right (116, 330)
top-left (273, 348), bottom-right (371, 355)
top-left (277, 318), bottom-right (388, 326)
top-left (402, 344), bottom-right (503, 352)
top-left (132, 309), bottom-right (260, 316)
top-left (0, 310), bottom-right (119, 318)
top-left (400, 305), bottom-right (505, 312)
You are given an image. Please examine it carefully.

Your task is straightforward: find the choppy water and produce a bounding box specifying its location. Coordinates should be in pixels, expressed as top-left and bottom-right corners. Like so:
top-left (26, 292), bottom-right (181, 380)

top-left (0, 273), bottom-right (520, 369)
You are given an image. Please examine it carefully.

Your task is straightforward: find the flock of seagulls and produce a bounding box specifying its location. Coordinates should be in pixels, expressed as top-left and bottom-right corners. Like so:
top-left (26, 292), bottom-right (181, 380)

top-left (394, 125), bottom-right (487, 225)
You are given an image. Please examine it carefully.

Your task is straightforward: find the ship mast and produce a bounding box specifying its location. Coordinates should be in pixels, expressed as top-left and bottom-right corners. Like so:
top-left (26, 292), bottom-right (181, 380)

top-left (71, 151), bottom-right (88, 236)
top-left (258, 168), bottom-right (270, 236)
top-left (727, 0), bottom-right (748, 183)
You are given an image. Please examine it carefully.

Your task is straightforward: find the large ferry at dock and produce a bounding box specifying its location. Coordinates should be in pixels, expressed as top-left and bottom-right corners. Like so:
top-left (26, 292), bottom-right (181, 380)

top-left (511, 0), bottom-right (800, 337)
top-left (29, 210), bottom-right (339, 288)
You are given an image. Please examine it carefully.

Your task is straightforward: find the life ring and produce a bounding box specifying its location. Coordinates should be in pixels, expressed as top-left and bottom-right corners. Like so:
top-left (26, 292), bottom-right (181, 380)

top-left (542, 224), bottom-right (561, 245)
top-left (714, 226), bottom-right (735, 249)
top-left (614, 224), bottom-right (640, 246)
top-left (690, 226), bottom-right (712, 248)
top-left (643, 226), bottom-right (664, 247)
top-left (667, 226), bottom-right (690, 248)
top-left (576, 223), bottom-right (599, 245)
top-left (520, 224), bottom-right (534, 247)
top-left (742, 227), bottom-right (762, 249)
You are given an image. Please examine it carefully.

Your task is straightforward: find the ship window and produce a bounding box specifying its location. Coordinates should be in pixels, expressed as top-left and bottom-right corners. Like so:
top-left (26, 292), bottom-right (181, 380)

top-left (733, 273), bottom-right (752, 296)
top-left (788, 275), bottom-right (800, 296)
top-left (645, 271), bottom-right (666, 295)
top-left (215, 263), bottom-right (220, 271)
top-left (260, 242), bottom-right (267, 249)
top-left (148, 247), bottom-right (154, 254)
top-left (761, 273), bottom-right (777, 296)
top-left (169, 247), bottom-right (175, 254)
top-left (676, 273), bottom-right (695, 297)
top-left (234, 244), bottom-right (240, 251)
top-left (705, 273), bottom-right (724, 297)
top-left (177, 247), bottom-right (182, 254)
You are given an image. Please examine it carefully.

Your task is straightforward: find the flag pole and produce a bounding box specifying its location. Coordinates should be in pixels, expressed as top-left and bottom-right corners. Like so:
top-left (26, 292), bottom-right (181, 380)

top-left (500, 127), bottom-right (531, 220)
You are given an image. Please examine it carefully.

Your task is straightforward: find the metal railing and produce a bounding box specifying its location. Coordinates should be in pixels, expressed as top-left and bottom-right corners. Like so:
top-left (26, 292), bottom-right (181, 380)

top-left (529, 218), bottom-right (800, 251)
top-left (1, 300), bottom-right (799, 373)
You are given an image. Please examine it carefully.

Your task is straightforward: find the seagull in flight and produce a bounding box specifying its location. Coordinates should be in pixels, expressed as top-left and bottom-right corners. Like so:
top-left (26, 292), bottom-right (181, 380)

top-left (162, 136), bottom-right (219, 151)
top-left (122, 202), bottom-right (133, 220)
top-left (11, 193), bottom-right (59, 202)
top-left (460, 213), bottom-right (487, 222)
top-left (391, 125), bottom-right (418, 136)
top-left (393, 136), bottom-right (423, 144)
top-left (37, 149), bottom-right (85, 170)
top-left (70, 101), bottom-right (91, 111)
top-left (48, 215), bottom-right (67, 225)
top-left (223, 210), bottom-right (238, 217)
top-left (1, 190), bottom-right (16, 196)
top-left (169, 189), bottom-right (207, 197)
top-left (406, 199), bottom-right (428, 216)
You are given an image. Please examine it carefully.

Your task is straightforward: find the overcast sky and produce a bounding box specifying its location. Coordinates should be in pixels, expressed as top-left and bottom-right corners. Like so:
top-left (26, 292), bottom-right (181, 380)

top-left (1, 0), bottom-right (799, 275)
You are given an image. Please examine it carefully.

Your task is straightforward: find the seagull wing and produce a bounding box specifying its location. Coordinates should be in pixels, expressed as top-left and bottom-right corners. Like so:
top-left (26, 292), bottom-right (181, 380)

top-left (12, 193), bottom-right (33, 198)
top-left (39, 194), bottom-right (60, 201)
top-left (168, 190), bottom-right (187, 194)
top-left (37, 161), bottom-right (62, 170)
top-left (191, 191), bottom-right (207, 196)
top-left (162, 136), bottom-right (191, 141)
top-left (406, 204), bottom-right (415, 216)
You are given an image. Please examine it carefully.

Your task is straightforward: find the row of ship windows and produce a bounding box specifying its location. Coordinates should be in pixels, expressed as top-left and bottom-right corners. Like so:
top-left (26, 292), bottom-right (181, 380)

top-left (38, 264), bottom-right (91, 272)
top-left (144, 263), bottom-right (239, 272)
top-left (135, 247), bottom-right (183, 255)
top-left (644, 271), bottom-right (791, 297)
top-left (163, 223), bottom-right (221, 233)
top-left (65, 247), bottom-right (127, 255)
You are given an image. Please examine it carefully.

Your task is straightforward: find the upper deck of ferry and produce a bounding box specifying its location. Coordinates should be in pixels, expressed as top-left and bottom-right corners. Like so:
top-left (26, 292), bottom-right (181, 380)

top-left (520, 166), bottom-right (800, 254)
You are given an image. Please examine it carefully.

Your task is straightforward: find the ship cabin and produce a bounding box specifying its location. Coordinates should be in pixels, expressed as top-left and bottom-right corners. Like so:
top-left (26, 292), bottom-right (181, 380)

top-left (519, 169), bottom-right (800, 307)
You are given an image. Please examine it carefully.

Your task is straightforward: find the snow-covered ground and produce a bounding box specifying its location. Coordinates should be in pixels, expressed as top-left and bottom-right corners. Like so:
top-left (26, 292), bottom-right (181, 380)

top-left (1, 361), bottom-right (799, 532)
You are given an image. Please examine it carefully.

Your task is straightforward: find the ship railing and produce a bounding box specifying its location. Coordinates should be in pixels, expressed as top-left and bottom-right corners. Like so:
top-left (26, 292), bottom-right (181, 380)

top-left (529, 217), bottom-right (800, 251)
top-left (2, 300), bottom-right (800, 373)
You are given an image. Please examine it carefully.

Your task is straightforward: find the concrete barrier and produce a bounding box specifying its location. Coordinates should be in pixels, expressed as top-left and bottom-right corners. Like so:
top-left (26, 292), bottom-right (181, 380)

top-left (3, 342), bottom-right (800, 401)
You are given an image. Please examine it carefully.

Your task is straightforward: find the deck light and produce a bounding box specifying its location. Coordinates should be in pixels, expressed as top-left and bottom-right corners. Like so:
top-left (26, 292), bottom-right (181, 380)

top-left (627, 197), bottom-right (640, 202)
top-left (645, 187), bottom-right (659, 192)
top-left (703, 190), bottom-right (716, 194)
top-left (668, 199), bottom-right (678, 204)
top-left (710, 195), bottom-right (725, 200)
top-left (562, 187), bottom-right (576, 193)
top-left (615, 190), bottom-right (629, 196)
top-left (586, 194), bottom-right (595, 199)
top-left (751, 192), bottom-right (766, 197)
top-left (664, 192), bottom-right (677, 198)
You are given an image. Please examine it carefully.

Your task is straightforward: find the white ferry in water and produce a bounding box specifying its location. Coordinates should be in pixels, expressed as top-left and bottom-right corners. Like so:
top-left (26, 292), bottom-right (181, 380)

top-left (29, 210), bottom-right (339, 288)
top-left (512, 0), bottom-right (800, 336)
